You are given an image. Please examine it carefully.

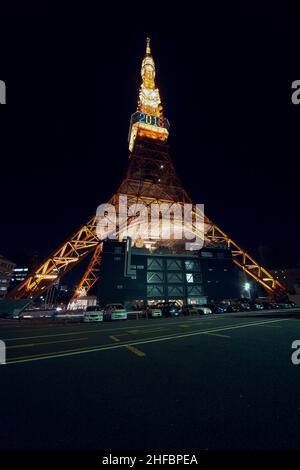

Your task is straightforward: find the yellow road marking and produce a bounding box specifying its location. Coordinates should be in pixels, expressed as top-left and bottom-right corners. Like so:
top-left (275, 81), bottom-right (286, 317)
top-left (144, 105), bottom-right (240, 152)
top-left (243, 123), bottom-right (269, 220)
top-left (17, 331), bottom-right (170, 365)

top-left (111, 334), bottom-right (145, 356)
top-left (125, 345), bottom-right (146, 357)
top-left (109, 335), bottom-right (120, 342)
top-left (203, 332), bottom-right (231, 339)
top-left (7, 337), bottom-right (88, 349)
top-left (7, 318), bottom-right (290, 364)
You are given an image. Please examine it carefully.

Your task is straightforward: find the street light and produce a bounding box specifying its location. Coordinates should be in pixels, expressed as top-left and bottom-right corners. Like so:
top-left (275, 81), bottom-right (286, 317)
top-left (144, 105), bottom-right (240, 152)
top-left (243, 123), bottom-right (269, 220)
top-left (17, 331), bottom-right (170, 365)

top-left (244, 282), bottom-right (251, 299)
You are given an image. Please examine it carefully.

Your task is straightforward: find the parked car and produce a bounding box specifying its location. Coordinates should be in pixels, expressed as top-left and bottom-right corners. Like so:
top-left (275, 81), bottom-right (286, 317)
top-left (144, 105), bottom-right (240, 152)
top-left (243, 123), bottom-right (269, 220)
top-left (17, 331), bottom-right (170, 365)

top-left (261, 301), bottom-right (280, 310)
top-left (222, 303), bottom-right (241, 313)
top-left (147, 306), bottom-right (163, 318)
top-left (182, 304), bottom-right (212, 315)
top-left (277, 301), bottom-right (296, 309)
top-left (104, 304), bottom-right (127, 321)
top-left (237, 300), bottom-right (251, 311)
top-left (203, 303), bottom-right (226, 314)
top-left (83, 306), bottom-right (104, 322)
top-left (249, 301), bottom-right (264, 311)
top-left (156, 302), bottom-right (180, 317)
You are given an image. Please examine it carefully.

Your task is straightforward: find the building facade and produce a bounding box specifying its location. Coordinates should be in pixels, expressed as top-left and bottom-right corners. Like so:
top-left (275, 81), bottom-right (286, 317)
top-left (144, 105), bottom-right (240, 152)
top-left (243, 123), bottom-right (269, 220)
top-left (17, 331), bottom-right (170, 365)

top-left (0, 255), bottom-right (16, 299)
top-left (10, 266), bottom-right (30, 289)
top-left (98, 240), bottom-right (241, 309)
top-left (9, 252), bottom-right (36, 291)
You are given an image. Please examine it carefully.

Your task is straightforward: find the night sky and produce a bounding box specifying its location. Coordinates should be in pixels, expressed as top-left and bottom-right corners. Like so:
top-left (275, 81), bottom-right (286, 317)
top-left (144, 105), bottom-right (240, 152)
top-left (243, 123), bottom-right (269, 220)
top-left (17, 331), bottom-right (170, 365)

top-left (1, 6), bottom-right (300, 276)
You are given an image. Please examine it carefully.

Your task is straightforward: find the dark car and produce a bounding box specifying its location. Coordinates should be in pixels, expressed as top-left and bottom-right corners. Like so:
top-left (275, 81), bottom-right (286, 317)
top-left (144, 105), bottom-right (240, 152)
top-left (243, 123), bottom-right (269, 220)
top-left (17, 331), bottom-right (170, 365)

top-left (156, 302), bottom-right (180, 317)
top-left (223, 303), bottom-right (241, 313)
top-left (262, 301), bottom-right (280, 310)
top-left (238, 300), bottom-right (252, 311)
top-left (247, 301), bottom-right (264, 311)
top-left (276, 301), bottom-right (296, 309)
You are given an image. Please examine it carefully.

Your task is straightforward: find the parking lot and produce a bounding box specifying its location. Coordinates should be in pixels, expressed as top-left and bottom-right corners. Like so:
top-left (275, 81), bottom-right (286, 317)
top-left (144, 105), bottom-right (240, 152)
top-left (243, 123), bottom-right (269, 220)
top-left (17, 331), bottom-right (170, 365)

top-left (1, 309), bottom-right (300, 450)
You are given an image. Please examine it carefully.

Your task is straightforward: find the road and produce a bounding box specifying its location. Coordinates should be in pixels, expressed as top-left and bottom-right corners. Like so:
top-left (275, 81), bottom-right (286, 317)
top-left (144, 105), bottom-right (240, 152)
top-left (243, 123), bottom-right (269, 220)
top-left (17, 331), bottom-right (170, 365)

top-left (1, 310), bottom-right (300, 450)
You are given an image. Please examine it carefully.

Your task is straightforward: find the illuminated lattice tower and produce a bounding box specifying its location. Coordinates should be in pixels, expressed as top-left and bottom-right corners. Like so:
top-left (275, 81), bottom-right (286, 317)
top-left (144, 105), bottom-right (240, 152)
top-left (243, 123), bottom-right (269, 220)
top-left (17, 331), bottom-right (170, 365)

top-left (8, 38), bottom-right (288, 301)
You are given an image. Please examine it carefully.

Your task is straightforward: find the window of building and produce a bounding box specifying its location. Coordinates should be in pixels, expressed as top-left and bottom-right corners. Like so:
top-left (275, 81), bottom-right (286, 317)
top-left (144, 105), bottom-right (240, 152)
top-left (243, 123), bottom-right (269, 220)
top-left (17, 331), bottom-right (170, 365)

top-left (147, 258), bottom-right (163, 271)
top-left (147, 272), bottom-right (164, 283)
top-left (167, 259), bottom-right (182, 271)
top-left (186, 273), bottom-right (202, 283)
top-left (147, 285), bottom-right (164, 297)
top-left (167, 272), bottom-right (183, 283)
top-left (188, 297), bottom-right (207, 305)
top-left (168, 285), bottom-right (184, 296)
top-left (187, 285), bottom-right (203, 296)
top-left (185, 260), bottom-right (200, 271)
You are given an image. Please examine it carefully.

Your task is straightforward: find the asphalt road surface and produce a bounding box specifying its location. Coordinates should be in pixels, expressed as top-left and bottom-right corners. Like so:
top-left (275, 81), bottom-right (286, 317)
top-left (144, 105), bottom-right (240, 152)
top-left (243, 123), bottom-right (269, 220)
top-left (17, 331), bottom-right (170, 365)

top-left (1, 309), bottom-right (300, 450)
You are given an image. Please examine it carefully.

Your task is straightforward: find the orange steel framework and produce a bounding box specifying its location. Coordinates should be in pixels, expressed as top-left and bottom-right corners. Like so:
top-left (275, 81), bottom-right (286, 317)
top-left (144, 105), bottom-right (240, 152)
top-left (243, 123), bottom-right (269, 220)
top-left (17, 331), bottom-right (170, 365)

top-left (8, 38), bottom-right (288, 301)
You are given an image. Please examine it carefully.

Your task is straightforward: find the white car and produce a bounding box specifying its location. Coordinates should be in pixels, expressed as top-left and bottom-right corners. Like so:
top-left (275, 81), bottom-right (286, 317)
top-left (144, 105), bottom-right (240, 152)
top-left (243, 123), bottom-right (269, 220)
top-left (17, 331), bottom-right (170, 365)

top-left (149, 307), bottom-right (162, 318)
top-left (83, 306), bottom-right (104, 322)
top-left (187, 304), bottom-right (212, 315)
top-left (201, 306), bottom-right (213, 315)
top-left (104, 304), bottom-right (127, 321)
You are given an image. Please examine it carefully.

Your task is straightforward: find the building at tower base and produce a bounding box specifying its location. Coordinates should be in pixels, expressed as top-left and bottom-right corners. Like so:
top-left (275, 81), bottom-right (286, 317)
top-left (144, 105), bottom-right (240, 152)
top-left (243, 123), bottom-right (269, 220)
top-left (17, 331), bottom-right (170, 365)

top-left (98, 240), bottom-right (241, 309)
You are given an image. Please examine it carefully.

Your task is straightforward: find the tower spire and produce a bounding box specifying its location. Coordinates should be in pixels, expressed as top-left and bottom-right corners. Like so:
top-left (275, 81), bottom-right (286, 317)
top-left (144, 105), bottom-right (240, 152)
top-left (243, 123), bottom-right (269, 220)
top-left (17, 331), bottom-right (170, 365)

top-left (146, 36), bottom-right (151, 55)
top-left (140, 36), bottom-right (158, 97)
top-left (128, 37), bottom-right (170, 151)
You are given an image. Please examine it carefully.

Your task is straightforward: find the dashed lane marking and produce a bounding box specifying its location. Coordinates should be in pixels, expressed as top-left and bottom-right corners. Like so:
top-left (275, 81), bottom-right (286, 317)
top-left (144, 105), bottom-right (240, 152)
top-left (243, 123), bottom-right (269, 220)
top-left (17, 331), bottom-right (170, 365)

top-left (109, 336), bottom-right (120, 342)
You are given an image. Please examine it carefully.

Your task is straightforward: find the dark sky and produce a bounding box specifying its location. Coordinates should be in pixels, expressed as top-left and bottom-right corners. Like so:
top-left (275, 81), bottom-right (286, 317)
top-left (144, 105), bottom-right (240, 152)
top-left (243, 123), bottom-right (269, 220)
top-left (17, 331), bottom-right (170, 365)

top-left (1, 5), bottom-right (300, 275)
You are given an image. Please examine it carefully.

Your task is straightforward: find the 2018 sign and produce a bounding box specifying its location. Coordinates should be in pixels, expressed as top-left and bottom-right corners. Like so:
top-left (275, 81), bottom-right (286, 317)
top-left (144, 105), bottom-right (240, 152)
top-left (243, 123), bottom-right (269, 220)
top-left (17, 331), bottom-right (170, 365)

top-left (138, 112), bottom-right (164, 127)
